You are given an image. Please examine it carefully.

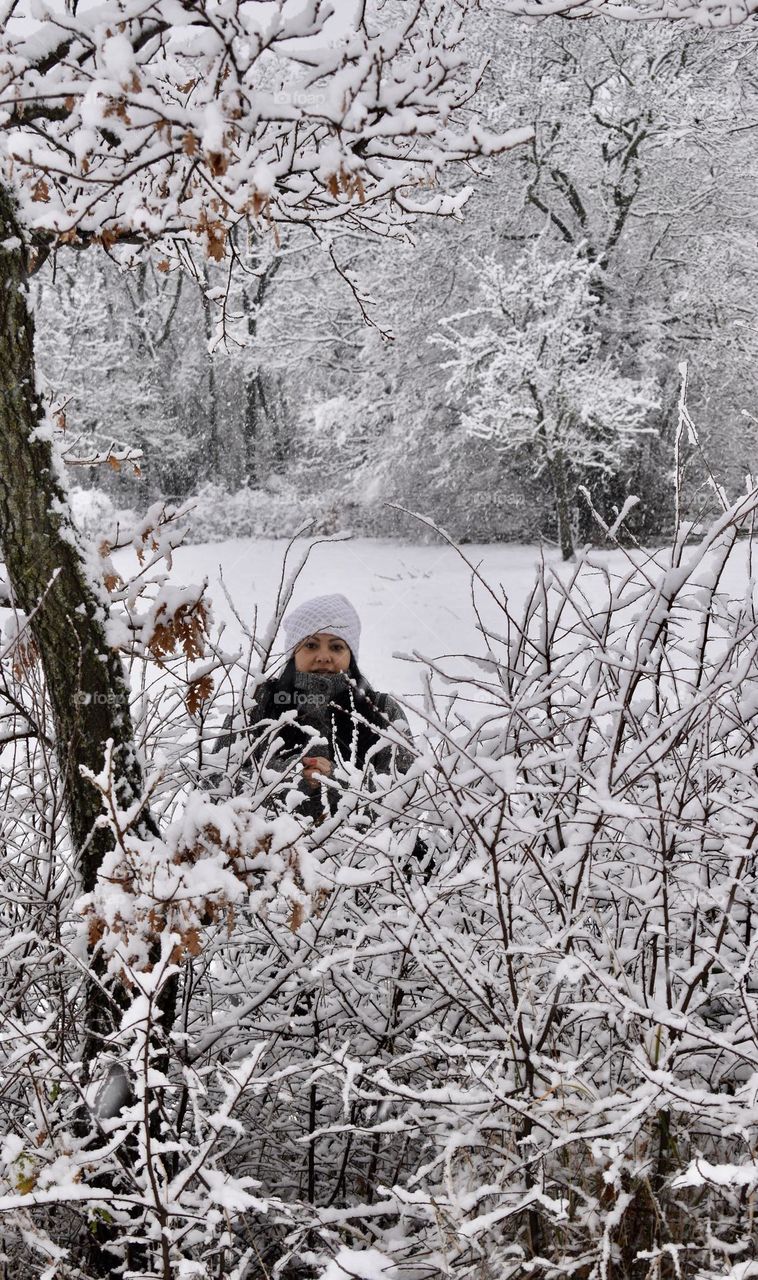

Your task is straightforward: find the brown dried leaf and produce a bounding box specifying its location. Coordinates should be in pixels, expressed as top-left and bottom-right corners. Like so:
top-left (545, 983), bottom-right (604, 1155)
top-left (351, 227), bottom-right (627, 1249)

top-left (176, 602), bottom-right (208, 660)
top-left (31, 178), bottom-right (50, 203)
top-left (88, 915), bottom-right (105, 948)
top-left (183, 131), bottom-right (198, 156)
top-left (147, 619), bottom-right (176, 659)
top-left (103, 96), bottom-right (130, 123)
top-left (196, 208), bottom-right (227, 260)
top-left (100, 226), bottom-right (124, 250)
top-left (11, 635), bottom-right (39, 681)
top-left (184, 927), bottom-right (202, 957)
top-left (206, 223), bottom-right (226, 261)
top-left (147, 599), bottom-right (209, 663)
top-left (313, 888), bottom-right (330, 916)
top-left (186, 673), bottom-right (214, 716)
top-left (206, 150), bottom-right (228, 177)
top-left (247, 191), bottom-right (268, 217)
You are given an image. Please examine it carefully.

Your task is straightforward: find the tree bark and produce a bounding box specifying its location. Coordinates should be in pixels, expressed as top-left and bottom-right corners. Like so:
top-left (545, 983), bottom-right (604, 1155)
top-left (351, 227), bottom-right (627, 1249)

top-left (0, 183), bottom-right (169, 1273)
top-left (0, 184), bottom-right (156, 889)
top-left (200, 267), bottom-right (221, 481)
top-left (547, 449), bottom-right (575, 561)
top-left (243, 364), bottom-right (265, 485)
top-left (240, 244), bottom-right (285, 484)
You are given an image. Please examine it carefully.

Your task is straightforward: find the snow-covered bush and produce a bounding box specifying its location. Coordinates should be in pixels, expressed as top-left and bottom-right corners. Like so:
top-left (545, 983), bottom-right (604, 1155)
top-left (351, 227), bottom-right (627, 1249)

top-left (175, 480), bottom-right (332, 543)
top-left (2, 500), bottom-right (758, 1277)
top-left (67, 485), bottom-right (139, 543)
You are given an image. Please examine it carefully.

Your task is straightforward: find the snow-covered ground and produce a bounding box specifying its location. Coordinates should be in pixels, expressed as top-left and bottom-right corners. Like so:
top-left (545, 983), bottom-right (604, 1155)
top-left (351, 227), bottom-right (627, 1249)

top-left (121, 532), bottom-right (757, 720)
top-left (141, 536), bottom-right (563, 706)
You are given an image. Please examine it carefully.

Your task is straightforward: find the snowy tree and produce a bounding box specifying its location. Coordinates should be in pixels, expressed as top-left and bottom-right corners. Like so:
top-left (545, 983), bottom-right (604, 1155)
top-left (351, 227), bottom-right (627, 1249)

top-left (422, 18), bottom-right (758, 547)
top-left (498, 0), bottom-right (758, 23)
top-left (437, 240), bottom-right (659, 558)
top-left (27, 18), bottom-right (758, 546)
top-left (33, 252), bottom-right (197, 496)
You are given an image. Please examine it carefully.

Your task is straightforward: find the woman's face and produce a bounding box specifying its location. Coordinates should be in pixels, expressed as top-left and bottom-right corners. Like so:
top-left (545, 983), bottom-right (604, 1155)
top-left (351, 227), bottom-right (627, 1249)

top-left (294, 632), bottom-right (351, 673)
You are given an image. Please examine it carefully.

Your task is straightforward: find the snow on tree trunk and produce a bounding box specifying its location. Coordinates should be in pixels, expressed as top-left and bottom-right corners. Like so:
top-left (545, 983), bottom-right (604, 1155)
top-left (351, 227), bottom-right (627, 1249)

top-left (0, 184), bottom-right (154, 894)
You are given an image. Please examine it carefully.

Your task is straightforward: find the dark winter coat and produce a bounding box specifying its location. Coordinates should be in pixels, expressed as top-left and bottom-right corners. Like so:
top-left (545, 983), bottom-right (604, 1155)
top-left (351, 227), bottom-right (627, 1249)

top-left (215, 661), bottom-right (414, 817)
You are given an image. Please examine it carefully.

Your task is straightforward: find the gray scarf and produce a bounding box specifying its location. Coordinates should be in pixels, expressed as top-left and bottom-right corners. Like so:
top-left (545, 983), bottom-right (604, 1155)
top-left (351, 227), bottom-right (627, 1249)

top-left (291, 671), bottom-right (352, 758)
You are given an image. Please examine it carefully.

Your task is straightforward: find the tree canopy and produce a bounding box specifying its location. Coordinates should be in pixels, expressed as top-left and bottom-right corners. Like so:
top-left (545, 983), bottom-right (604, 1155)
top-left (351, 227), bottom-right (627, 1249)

top-left (0, 0), bottom-right (529, 259)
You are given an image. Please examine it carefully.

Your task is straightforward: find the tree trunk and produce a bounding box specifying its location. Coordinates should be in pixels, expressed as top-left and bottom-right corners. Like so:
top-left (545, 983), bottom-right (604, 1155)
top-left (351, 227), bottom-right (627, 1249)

top-left (243, 365), bottom-right (265, 485)
top-left (240, 244), bottom-right (286, 484)
top-left (548, 449), bottom-right (575, 560)
top-left (0, 184), bottom-right (168, 1274)
top-left (0, 185), bottom-right (156, 891)
top-left (241, 272), bottom-right (265, 485)
top-left (200, 268), bottom-right (221, 480)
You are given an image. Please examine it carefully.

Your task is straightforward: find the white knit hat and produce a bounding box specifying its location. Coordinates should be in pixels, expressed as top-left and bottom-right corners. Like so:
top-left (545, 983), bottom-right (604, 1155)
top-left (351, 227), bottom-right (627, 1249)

top-left (283, 593), bottom-right (361, 659)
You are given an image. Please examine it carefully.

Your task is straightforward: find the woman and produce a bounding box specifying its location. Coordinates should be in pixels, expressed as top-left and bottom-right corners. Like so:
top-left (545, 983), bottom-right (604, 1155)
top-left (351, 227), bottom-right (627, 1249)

top-left (217, 594), bottom-right (413, 817)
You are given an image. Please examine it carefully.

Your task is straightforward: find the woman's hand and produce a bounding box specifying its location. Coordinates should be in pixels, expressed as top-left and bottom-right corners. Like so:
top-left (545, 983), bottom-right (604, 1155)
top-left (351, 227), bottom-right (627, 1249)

top-left (302, 756), bottom-right (333, 790)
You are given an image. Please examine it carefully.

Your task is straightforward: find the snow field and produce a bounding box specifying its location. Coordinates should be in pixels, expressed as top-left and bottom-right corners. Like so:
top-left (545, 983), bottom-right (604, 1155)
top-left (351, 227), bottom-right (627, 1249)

top-left (118, 532), bottom-right (758, 722)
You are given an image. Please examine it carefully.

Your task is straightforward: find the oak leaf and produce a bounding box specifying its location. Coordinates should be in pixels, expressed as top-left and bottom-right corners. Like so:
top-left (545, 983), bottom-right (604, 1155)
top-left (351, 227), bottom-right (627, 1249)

top-left (186, 673), bottom-right (214, 716)
top-left (100, 226), bottom-right (124, 250)
top-left (207, 150), bottom-right (228, 177)
top-left (11, 634), bottom-right (39, 681)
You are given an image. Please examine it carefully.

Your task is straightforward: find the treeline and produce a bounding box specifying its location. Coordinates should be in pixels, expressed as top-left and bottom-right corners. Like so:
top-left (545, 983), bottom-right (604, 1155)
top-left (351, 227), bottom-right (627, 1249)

top-left (36, 18), bottom-right (758, 552)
